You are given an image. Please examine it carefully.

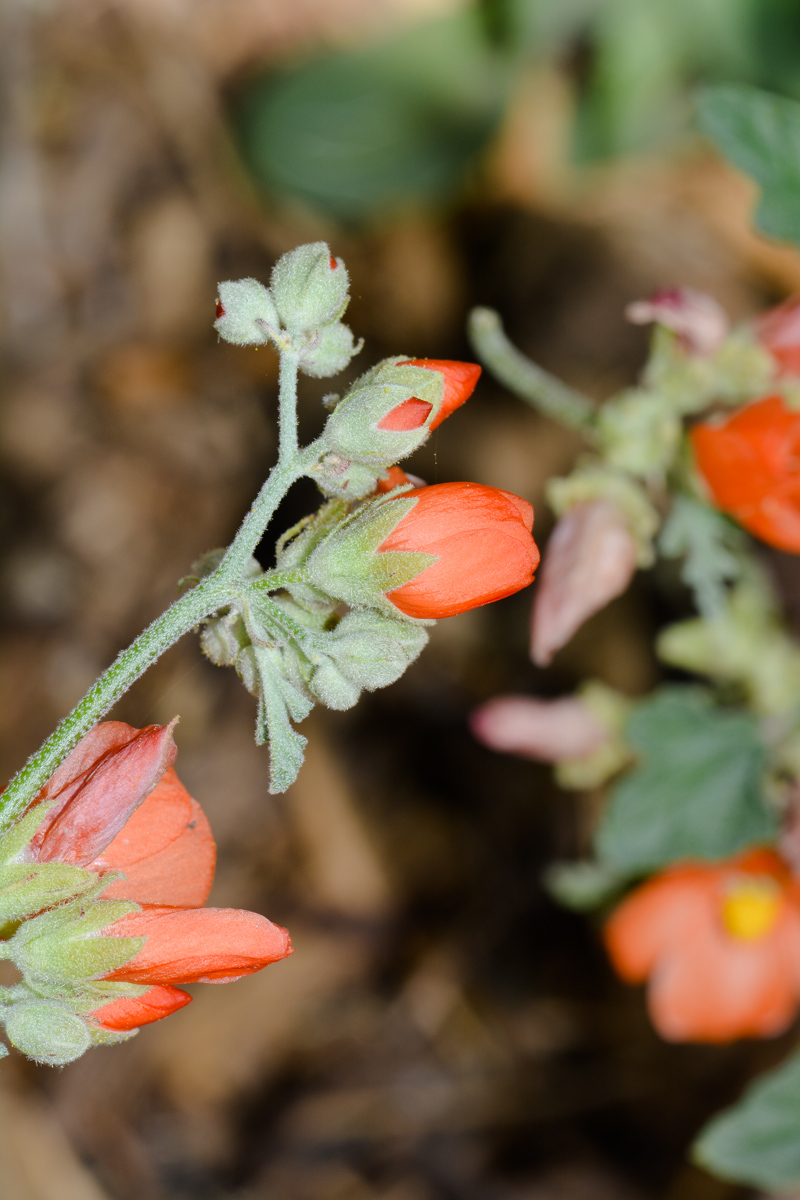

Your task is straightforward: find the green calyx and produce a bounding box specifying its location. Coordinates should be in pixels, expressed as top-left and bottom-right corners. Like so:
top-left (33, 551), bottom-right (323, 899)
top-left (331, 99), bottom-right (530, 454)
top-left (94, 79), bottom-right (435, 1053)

top-left (322, 358), bottom-right (445, 467)
top-left (214, 278), bottom-right (278, 345)
top-left (305, 495), bottom-right (436, 618)
top-left (9, 895), bottom-right (143, 990)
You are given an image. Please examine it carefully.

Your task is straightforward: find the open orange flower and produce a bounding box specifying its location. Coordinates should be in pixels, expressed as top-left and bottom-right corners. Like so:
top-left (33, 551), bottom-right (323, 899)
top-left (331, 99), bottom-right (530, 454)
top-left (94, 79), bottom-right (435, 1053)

top-left (604, 850), bottom-right (800, 1042)
top-left (691, 395), bottom-right (800, 553)
top-left (380, 482), bottom-right (540, 619)
top-left (22, 720), bottom-right (292, 1033)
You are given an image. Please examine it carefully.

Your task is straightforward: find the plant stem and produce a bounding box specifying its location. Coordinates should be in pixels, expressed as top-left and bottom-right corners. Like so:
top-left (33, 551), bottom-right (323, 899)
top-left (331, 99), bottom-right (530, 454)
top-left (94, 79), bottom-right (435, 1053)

top-left (0, 575), bottom-right (228, 833)
top-left (468, 307), bottom-right (597, 434)
top-left (0, 346), bottom-right (320, 829)
top-left (278, 349), bottom-right (299, 461)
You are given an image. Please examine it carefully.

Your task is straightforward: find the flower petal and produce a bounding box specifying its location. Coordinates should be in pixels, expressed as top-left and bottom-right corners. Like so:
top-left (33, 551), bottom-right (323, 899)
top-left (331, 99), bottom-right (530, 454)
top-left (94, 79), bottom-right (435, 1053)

top-left (91, 984), bottom-right (191, 1031)
top-left (104, 906), bottom-right (293, 985)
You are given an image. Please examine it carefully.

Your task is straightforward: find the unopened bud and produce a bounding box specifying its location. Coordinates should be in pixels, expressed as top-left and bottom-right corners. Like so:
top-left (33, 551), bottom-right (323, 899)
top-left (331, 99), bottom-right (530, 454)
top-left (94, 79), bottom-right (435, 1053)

top-left (312, 454), bottom-right (381, 500)
top-left (323, 358), bottom-right (444, 467)
top-left (531, 500), bottom-right (637, 666)
top-left (214, 278), bottom-right (279, 345)
top-left (4, 999), bottom-right (91, 1066)
top-left (470, 695), bottom-right (608, 762)
top-left (300, 321), bottom-right (362, 378)
top-left (308, 659), bottom-right (361, 711)
top-left (626, 288), bottom-right (729, 357)
top-left (270, 242), bottom-right (349, 334)
top-left (327, 609), bottom-right (428, 689)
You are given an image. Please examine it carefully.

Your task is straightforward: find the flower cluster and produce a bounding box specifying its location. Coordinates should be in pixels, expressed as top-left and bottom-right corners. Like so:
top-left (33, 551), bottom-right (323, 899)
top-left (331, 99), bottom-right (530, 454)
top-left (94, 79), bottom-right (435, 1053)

top-left (0, 721), bottom-right (291, 1065)
top-left (468, 286), bottom-right (800, 1057)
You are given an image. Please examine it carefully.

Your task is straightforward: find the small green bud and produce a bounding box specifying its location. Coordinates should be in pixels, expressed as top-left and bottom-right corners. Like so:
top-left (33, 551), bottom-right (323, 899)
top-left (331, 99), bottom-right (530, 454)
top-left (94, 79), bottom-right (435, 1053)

top-left (5, 999), bottom-right (91, 1066)
top-left (270, 243), bottom-right (349, 334)
top-left (299, 321), bottom-right (362, 378)
top-left (214, 278), bottom-right (279, 345)
top-left (323, 359), bottom-right (444, 467)
top-left (327, 609), bottom-right (428, 689)
top-left (311, 454), bottom-right (381, 500)
top-left (595, 389), bottom-right (681, 477)
top-left (200, 611), bottom-right (251, 668)
top-left (235, 645), bottom-right (261, 697)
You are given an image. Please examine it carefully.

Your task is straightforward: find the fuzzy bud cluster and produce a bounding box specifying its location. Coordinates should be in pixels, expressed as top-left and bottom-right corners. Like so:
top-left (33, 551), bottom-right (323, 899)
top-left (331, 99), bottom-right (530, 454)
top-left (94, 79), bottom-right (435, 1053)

top-left (214, 243), bottom-right (360, 378)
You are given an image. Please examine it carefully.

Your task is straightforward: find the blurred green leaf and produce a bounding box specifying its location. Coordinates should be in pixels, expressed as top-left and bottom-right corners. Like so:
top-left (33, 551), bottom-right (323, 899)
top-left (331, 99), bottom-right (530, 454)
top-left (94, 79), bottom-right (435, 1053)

top-left (595, 686), bottom-right (775, 874)
top-left (693, 1049), bottom-right (800, 1191)
top-left (658, 497), bottom-right (745, 619)
top-left (698, 84), bottom-right (800, 246)
top-left (234, 11), bottom-right (510, 222)
top-left (543, 860), bottom-right (626, 910)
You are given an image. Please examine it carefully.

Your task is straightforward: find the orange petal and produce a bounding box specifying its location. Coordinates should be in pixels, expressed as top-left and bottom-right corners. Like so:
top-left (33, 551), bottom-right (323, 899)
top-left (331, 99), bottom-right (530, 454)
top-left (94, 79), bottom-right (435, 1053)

top-left (604, 868), bottom-right (716, 982)
top-left (96, 769), bottom-right (215, 907)
top-left (104, 906), bottom-right (293, 984)
top-left (91, 984), bottom-right (191, 1031)
top-left (648, 925), bottom-right (799, 1042)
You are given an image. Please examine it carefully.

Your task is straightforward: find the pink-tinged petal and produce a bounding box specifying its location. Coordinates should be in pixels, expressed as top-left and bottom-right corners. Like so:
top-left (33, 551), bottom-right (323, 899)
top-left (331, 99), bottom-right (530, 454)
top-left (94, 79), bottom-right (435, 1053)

top-left (757, 295), bottom-right (800, 373)
top-left (648, 926), bottom-right (798, 1042)
top-left (94, 768), bottom-right (215, 907)
top-left (32, 722), bottom-right (178, 867)
top-left (604, 868), bottom-right (717, 983)
top-left (39, 722), bottom-right (140, 801)
top-left (103, 906), bottom-right (293, 985)
top-left (91, 984), bottom-right (191, 1031)
top-left (530, 500), bottom-right (636, 666)
top-left (626, 288), bottom-right (729, 357)
top-left (470, 696), bottom-right (607, 762)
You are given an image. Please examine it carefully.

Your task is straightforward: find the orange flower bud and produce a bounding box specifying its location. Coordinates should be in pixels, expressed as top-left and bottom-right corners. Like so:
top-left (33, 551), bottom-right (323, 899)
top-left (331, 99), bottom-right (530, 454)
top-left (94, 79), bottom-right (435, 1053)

top-left (378, 360), bottom-right (481, 432)
top-left (91, 984), bottom-right (191, 1032)
top-left (691, 395), bottom-right (800, 553)
top-left (604, 850), bottom-right (800, 1042)
top-left (103, 906), bottom-right (292, 985)
top-left (380, 482), bottom-right (539, 619)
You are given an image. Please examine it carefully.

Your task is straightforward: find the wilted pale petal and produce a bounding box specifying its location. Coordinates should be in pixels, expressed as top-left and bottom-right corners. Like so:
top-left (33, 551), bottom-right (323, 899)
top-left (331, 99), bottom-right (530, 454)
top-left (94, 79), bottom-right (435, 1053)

top-left (471, 695), bottom-right (607, 762)
top-left (626, 288), bottom-right (729, 357)
top-left (530, 500), bottom-right (636, 666)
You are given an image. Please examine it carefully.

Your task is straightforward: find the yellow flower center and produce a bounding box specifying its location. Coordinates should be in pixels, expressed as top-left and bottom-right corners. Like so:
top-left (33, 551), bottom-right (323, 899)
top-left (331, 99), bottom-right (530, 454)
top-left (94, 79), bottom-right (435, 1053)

top-left (721, 877), bottom-right (782, 941)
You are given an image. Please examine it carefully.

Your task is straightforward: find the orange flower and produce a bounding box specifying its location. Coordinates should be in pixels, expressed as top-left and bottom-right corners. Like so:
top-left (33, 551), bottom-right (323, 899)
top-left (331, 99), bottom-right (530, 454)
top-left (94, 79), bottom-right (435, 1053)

top-left (604, 850), bottom-right (800, 1042)
top-left (691, 395), bottom-right (800, 553)
top-left (377, 360), bottom-right (481, 432)
top-left (380, 482), bottom-right (540, 619)
top-left (758, 295), bottom-right (800, 374)
top-left (22, 721), bottom-right (292, 1032)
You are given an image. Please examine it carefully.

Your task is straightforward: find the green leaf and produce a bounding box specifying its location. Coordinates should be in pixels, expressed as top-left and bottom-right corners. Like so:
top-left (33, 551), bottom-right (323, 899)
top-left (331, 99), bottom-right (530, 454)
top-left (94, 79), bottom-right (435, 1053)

top-left (698, 84), bottom-right (800, 246)
top-left (233, 11), bottom-right (509, 222)
top-left (693, 1049), bottom-right (800, 1191)
top-left (658, 496), bottom-right (744, 618)
top-left (253, 646), bottom-right (308, 793)
top-left (595, 686), bottom-right (776, 874)
top-left (543, 860), bottom-right (626, 911)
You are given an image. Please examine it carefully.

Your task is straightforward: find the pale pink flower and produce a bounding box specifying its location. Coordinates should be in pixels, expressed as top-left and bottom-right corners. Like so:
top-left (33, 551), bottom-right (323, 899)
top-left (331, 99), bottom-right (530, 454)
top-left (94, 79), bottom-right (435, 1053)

top-left (626, 288), bottom-right (729, 357)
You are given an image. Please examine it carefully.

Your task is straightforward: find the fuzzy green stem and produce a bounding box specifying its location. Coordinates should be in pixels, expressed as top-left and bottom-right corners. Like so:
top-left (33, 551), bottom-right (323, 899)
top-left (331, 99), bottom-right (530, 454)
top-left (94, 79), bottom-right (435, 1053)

top-left (0, 345), bottom-right (321, 830)
top-left (279, 349), bottom-right (300, 461)
top-left (0, 576), bottom-right (229, 834)
top-left (468, 307), bottom-right (597, 434)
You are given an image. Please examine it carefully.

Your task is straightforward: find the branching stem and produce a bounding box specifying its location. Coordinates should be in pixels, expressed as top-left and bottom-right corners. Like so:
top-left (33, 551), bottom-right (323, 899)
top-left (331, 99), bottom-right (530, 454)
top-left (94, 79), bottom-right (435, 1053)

top-left (0, 347), bottom-right (319, 833)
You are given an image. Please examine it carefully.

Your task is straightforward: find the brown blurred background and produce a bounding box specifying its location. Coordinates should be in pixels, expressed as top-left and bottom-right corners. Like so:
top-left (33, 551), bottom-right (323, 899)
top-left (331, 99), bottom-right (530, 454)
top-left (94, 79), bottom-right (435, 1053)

top-left (3, 1), bottom-right (800, 1197)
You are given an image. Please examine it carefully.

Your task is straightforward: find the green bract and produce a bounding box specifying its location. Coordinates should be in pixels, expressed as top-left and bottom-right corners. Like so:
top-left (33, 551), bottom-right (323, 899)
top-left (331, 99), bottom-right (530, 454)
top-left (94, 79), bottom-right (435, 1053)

top-left (305, 495), bottom-right (436, 618)
top-left (270, 242), bottom-right (349, 334)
